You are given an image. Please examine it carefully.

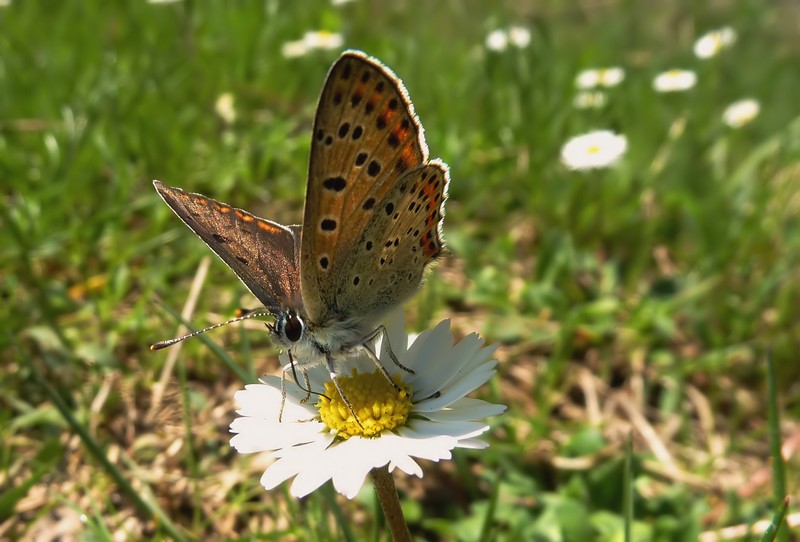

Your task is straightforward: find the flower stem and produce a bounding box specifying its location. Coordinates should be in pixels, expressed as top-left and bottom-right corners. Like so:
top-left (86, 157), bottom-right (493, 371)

top-left (371, 466), bottom-right (411, 542)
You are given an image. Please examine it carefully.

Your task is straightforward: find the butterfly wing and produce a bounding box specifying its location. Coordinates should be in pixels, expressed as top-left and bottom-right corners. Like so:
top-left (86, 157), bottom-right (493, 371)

top-left (301, 50), bottom-right (429, 323)
top-left (334, 161), bottom-right (449, 317)
top-left (153, 180), bottom-right (303, 312)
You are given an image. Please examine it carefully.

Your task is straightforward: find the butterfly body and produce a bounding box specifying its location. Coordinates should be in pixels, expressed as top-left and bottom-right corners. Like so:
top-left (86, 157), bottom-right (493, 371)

top-left (154, 50), bottom-right (448, 376)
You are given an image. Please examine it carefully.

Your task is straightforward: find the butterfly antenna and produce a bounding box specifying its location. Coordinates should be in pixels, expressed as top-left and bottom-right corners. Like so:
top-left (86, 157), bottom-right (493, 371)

top-left (150, 309), bottom-right (272, 351)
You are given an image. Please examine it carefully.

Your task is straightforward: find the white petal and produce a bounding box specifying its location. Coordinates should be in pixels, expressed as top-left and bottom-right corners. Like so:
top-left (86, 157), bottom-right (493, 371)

top-left (234, 382), bottom-right (316, 421)
top-left (433, 337), bottom-right (495, 391)
top-left (411, 331), bottom-right (491, 398)
top-left (456, 438), bottom-right (490, 449)
top-left (379, 430), bottom-right (455, 462)
top-left (421, 398), bottom-right (507, 421)
top-left (260, 438), bottom-right (333, 495)
top-left (388, 454), bottom-right (423, 477)
top-left (328, 438), bottom-right (388, 498)
top-left (397, 439), bottom-right (454, 462)
top-left (230, 418), bottom-right (327, 452)
top-left (260, 456), bottom-right (300, 491)
top-left (291, 455), bottom-right (345, 497)
top-left (404, 320), bottom-right (453, 375)
top-left (416, 364), bottom-right (497, 412)
top-left (333, 469), bottom-right (370, 499)
top-left (407, 419), bottom-right (490, 441)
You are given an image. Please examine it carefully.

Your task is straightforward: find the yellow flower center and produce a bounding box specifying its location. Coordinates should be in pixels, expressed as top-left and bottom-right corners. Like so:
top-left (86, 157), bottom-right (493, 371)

top-left (587, 145), bottom-right (601, 154)
top-left (317, 369), bottom-right (413, 439)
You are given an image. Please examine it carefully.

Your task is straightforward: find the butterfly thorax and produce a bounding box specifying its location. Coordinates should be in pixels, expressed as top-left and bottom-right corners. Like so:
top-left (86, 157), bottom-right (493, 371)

top-left (269, 309), bottom-right (375, 369)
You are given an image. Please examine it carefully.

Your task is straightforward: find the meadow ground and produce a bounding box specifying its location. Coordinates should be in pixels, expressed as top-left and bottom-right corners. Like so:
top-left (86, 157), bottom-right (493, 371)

top-left (2, 0), bottom-right (799, 540)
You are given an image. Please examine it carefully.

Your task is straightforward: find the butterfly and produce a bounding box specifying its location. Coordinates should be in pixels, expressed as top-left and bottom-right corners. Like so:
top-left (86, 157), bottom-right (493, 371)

top-left (153, 50), bottom-right (449, 395)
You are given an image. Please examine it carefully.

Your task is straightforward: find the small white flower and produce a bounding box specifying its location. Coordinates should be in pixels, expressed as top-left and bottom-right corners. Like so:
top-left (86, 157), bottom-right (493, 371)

top-left (575, 67), bottom-right (625, 89)
top-left (722, 98), bottom-right (760, 128)
top-left (573, 90), bottom-right (607, 109)
top-left (303, 30), bottom-right (344, 50)
top-left (282, 31), bottom-right (344, 58)
top-left (230, 312), bottom-right (505, 499)
top-left (0, 0), bottom-right (12, 6)
top-left (331, 0), bottom-right (356, 5)
top-left (486, 29), bottom-right (509, 52)
top-left (486, 27), bottom-right (531, 52)
top-left (214, 93), bottom-right (236, 125)
top-left (560, 130), bottom-right (628, 170)
top-left (575, 70), bottom-right (599, 89)
top-left (281, 40), bottom-right (308, 59)
top-left (694, 27), bottom-right (737, 59)
top-left (508, 26), bottom-right (532, 48)
top-left (653, 69), bottom-right (697, 92)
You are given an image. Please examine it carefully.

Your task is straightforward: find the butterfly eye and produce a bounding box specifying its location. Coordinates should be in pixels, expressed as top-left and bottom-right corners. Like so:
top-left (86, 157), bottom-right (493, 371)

top-left (284, 313), bottom-right (305, 343)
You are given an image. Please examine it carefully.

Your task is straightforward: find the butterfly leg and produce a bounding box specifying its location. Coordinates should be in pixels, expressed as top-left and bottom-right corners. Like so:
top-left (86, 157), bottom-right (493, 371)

top-left (286, 350), bottom-right (314, 403)
top-left (361, 325), bottom-right (415, 374)
top-left (278, 351), bottom-right (327, 422)
top-left (360, 342), bottom-right (403, 392)
top-left (326, 352), bottom-right (366, 429)
top-left (279, 369), bottom-right (288, 423)
top-left (358, 326), bottom-right (416, 395)
top-left (279, 366), bottom-right (319, 421)
top-left (298, 369), bottom-right (311, 404)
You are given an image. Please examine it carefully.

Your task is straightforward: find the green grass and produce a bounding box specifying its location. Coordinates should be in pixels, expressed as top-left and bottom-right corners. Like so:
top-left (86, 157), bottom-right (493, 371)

top-left (3, 0), bottom-right (799, 540)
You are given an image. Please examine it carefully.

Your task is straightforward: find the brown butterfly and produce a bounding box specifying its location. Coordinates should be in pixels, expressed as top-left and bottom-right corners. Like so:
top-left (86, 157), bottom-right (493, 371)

top-left (153, 50), bottom-right (449, 399)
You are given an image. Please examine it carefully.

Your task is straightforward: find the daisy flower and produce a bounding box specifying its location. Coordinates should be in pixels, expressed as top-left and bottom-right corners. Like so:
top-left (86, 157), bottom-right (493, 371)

top-left (214, 93), bottom-right (236, 125)
top-left (560, 130), bottom-right (628, 170)
top-left (573, 90), bottom-right (608, 109)
top-left (282, 31), bottom-right (344, 58)
top-left (486, 27), bottom-right (531, 52)
top-left (722, 98), bottom-right (760, 128)
top-left (575, 67), bottom-right (625, 89)
top-left (485, 29), bottom-right (509, 52)
top-left (230, 311), bottom-right (505, 499)
top-left (508, 26), bottom-right (532, 48)
top-left (653, 69), bottom-right (697, 92)
top-left (694, 27), bottom-right (737, 59)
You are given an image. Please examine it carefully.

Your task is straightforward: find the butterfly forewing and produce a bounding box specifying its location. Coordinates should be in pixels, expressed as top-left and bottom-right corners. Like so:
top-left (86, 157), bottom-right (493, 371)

top-left (302, 51), bottom-right (431, 323)
top-left (334, 162), bottom-right (449, 317)
top-left (153, 180), bottom-right (303, 311)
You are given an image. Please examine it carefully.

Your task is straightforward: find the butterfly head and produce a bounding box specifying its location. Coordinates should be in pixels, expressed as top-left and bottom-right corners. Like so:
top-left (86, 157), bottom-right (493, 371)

top-left (269, 309), bottom-right (306, 346)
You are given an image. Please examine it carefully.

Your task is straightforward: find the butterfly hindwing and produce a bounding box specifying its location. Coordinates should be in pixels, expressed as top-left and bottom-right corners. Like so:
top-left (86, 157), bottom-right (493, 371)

top-left (301, 51), bottom-right (429, 323)
top-left (333, 162), bottom-right (449, 318)
top-left (153, 180), bottom-right (303, 311)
